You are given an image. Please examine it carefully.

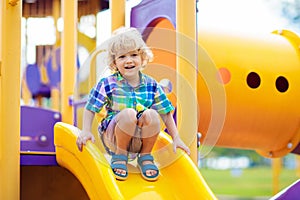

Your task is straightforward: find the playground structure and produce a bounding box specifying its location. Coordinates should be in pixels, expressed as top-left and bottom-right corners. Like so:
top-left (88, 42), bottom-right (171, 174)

top-left (1, 0), bottom-right (300, 199)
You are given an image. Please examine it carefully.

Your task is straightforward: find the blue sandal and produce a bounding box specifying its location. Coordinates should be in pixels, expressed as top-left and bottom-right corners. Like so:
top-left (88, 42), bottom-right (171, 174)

top-left (111, 154), bottom-right (128, 180)
top-left (137, 154), bottom-right (159, 181)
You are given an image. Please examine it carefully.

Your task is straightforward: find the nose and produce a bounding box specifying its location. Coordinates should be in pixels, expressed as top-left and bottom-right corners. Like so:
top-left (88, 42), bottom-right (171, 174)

top-left (125, 56), bottom-right (133, 63)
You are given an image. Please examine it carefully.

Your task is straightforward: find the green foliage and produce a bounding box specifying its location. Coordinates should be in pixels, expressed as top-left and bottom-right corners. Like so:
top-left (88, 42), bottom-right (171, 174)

top-left (202, 147), bottom-right (268, 166)
top-left (200, 167), bottom-right (299, 199)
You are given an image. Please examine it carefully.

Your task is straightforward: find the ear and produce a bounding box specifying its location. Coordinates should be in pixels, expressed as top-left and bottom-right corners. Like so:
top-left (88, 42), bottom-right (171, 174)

top-left (142, 59), bottom-right (148, 67)
top-left (110, 62), bottom-right (117, 71)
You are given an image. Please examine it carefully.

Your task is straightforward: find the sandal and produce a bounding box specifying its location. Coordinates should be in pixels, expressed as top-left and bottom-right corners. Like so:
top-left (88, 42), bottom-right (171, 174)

top-left (111, 154), bottom-right (128, 180)
top-left (137, 154), bottom-right (159, 181)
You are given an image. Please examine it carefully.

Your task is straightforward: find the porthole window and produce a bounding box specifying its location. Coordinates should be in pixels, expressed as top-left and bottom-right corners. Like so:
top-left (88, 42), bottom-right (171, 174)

top-left (276, 76), bottom-right (289, 93)
top-left (247, 72), bottom-right (260, 89)
top-left (217, 67), bottom-right (231, 84)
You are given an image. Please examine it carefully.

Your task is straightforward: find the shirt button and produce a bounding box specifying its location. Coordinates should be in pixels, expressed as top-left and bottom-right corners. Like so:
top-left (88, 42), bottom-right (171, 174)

top-left (133, 101), bottom-right (137, 105)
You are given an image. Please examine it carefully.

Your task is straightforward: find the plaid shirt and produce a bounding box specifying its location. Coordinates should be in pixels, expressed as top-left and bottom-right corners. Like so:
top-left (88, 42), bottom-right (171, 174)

top-left (85, 71), bottom-right (174, 131)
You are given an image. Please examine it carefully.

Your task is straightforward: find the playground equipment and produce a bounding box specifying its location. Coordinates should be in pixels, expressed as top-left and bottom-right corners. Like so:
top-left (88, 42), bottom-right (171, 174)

top-left (55, 122), bottom-right (215, 199)
top-left (197, 28), bottom-right (300, 158)
top-left (1, 0), bottom-right (300, 199)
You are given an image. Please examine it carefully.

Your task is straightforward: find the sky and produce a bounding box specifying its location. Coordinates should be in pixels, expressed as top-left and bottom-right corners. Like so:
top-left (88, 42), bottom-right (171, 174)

top-left (197, 0), bottom-right (299, 35)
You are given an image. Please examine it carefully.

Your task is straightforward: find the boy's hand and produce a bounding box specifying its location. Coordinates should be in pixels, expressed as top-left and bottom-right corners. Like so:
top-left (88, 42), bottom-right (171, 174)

top-left (76, 131), bottom-right (95, 151)
top-left (172, 136), bottom-right (191, 155)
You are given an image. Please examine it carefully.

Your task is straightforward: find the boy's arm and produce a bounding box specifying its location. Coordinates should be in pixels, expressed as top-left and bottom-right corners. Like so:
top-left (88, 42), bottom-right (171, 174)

top-left (82, 108), bottom-right (95, 133)
top-left (160, 112), bottom-right (190, 155)
top-left (76, 108), bottom-right (96, 151)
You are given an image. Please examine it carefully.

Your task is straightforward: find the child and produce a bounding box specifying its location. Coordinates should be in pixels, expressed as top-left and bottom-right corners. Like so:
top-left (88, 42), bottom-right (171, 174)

top-left (76, 27), bottom-right (190, 181)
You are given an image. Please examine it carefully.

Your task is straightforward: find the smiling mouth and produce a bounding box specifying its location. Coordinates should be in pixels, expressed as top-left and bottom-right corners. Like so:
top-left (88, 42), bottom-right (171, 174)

top-left (125, 66), bottom-right (135, 69)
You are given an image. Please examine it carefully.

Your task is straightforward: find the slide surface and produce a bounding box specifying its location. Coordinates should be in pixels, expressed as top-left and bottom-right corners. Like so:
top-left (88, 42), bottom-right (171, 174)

top-left (54, 122), bottom-right (216, 200)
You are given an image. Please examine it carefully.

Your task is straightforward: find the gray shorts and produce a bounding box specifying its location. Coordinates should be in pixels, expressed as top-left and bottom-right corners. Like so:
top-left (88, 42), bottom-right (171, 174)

top-left (100, 115), bottom-right (143, 158)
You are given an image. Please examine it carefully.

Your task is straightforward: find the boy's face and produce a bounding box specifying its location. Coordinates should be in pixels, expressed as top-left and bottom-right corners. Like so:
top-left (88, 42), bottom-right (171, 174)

top-left (115, 50), bottom-right (142, 78)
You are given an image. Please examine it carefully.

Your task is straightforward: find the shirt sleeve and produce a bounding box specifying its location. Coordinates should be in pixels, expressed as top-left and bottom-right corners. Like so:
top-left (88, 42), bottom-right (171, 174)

top-left (151, 84), bottom-right (174, 114)
top-left (85, 79), bottom-right (108, 113)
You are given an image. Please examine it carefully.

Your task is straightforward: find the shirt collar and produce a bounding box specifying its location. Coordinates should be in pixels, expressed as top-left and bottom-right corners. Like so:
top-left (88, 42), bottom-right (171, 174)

top-left (116, 71), bottom-right (124, 82)
top-left (115, 71), bottom-right (146, 86)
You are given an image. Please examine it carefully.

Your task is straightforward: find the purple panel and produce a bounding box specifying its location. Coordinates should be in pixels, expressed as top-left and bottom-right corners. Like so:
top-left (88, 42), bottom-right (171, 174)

top-left (21, 155), bottom-right (57, 166)
top-left (46, 48), bottom-right (61, 88)
top-left (25, 64), bottom-right (41, 94)
top-left (21, 106), bottom-right (61, 165)
top-left (273, 180), bottom-right (300, 200)
top-left (31, 84), bottom-right (51, 99)
top-left (131, 0), bottom-right (175, 35)
top-left (46, 47), bottom-right (80, 89)
top-left (25, 64), bottom-right (51, 98)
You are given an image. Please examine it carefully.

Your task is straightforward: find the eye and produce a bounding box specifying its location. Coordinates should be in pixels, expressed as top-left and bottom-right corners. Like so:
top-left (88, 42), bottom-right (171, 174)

top-left (117, 55), bottom-right (125, 59)
top-left (131, 53), bottom-right (139, 57)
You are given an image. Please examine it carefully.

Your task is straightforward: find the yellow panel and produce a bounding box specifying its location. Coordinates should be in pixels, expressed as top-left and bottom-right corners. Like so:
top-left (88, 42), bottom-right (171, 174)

top-left (54, 122), bottom-right (217, 199)
top-left (0, 1), bottom-right (21, 200)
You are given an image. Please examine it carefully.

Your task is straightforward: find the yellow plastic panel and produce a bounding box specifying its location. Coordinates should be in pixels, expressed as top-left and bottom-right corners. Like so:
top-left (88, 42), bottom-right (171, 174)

top-left (54, 122), bottom-right (216, 200)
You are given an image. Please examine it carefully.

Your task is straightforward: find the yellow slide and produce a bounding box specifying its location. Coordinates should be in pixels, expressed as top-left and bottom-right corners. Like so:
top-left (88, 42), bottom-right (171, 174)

top-left (54, 122), bottom-right (216, 200)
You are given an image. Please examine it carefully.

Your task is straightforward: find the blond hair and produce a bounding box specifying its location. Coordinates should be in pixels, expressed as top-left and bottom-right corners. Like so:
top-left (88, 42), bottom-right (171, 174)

top-left (107, 27), bottom-right (153, 70)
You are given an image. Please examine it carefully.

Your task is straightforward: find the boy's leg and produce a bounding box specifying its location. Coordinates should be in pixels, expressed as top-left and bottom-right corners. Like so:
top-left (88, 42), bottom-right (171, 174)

top-left (112, 108), bottom-right (137, 176)
top-left (138, 109), bottom-right (161, 177)
top-left (114, 108), bottom-right (137, 154)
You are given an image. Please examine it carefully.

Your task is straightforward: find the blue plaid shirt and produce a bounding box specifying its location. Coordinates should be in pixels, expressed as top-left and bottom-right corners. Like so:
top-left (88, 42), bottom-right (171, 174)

top-left (85, 71), bottom-right (174, 131)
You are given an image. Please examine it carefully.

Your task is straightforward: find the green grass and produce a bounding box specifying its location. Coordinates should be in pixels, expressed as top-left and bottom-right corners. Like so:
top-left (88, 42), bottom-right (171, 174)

top-left (200, 167), bottom-right (299, 199)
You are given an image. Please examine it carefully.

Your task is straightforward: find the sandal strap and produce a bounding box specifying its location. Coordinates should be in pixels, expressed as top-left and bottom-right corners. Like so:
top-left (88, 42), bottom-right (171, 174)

top-left (138, 154), bottom-right (154, 165)
top-left (137, 155), bottom-right (160, 180)
top-left (111, 154), bottom-right (128, 164)
top-left (140, 164), bottom-right (158, 173)
top-left (111, 163), bottom-right (127, 171)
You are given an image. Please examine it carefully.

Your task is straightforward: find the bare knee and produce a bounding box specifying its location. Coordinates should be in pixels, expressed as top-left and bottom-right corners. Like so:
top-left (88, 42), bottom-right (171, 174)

top-left (117, 108), bottom-right (137, 126)
top-left (138, 109), bottom-right (160, 144)
top-left (142, 109), bottom-right (160, 129)
top-left (115, 108), bottom-right (137, 135)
